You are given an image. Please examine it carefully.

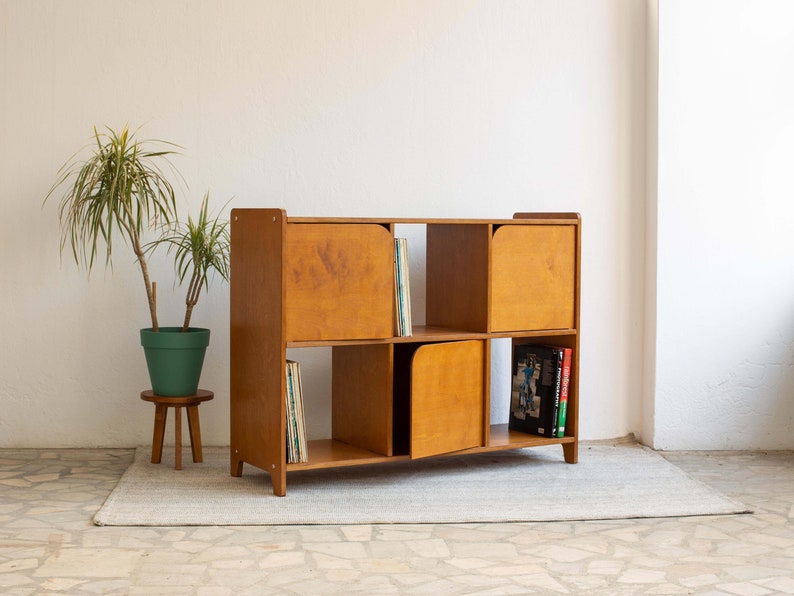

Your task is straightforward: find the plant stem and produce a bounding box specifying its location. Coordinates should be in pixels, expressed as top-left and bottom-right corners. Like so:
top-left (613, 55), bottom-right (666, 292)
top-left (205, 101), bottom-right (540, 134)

top-left (182, 306), bottom-right (193, 333)
top-left (118, 207), bottom-right (159, 332)
top-left (182, 265), bottom-right (201, 332)
top-left (134, 239), bottom-right (159, 332)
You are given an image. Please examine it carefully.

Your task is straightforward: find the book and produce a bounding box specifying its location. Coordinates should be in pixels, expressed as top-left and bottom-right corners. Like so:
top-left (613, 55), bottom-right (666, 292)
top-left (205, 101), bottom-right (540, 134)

top-left (285, 360), bottom-right (308, 463)
top-left (394, 238), bottom-right (412, 337)
top-left (556, 347), bottom-right (572, 438)
top-left (508, 344), bottom-right (563, 437)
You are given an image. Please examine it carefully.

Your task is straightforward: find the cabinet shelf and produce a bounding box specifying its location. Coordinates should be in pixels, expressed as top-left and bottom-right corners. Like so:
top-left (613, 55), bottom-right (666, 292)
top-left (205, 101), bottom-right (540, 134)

top-left (486, 424), bottom-right (576, 449)
top-left (288, 326), bottom-right (578, 348)
top-left (284, 429), bottom-right (574, 472)
top-left (230, 209), bottom-right (581, 495)
top-left (286, 439), bottom-right (410, 471)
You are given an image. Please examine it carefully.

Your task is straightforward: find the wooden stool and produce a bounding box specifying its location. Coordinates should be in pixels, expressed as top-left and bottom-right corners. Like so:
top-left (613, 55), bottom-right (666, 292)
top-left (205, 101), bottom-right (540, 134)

top-left (140, 389), bottom-right (214, 470)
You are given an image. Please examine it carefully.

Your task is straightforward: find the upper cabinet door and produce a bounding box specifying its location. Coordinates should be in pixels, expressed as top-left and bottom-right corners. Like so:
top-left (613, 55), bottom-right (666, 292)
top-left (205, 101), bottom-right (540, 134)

top-left (491, 225), bottom-right (576, 332)
top-left (285, 223), bottom-right (394, 341)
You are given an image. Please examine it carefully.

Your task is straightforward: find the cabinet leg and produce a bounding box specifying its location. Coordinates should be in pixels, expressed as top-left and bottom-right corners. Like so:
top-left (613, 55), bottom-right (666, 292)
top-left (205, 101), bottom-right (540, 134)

top-left (231, 454), bottom-right (244, 477)
top-left (272, 472), bottom-right (286, 497)
top-left (151, 404), bottom-right (168, 464)
top-left (562, 441), bottom-right (578, 464)
top-left (269, 462), bottom-right (287, 497)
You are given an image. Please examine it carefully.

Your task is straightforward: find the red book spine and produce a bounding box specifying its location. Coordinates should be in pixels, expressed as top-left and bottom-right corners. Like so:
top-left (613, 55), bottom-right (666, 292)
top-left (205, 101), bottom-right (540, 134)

top-left (556, 348), bottom-right (572, 438)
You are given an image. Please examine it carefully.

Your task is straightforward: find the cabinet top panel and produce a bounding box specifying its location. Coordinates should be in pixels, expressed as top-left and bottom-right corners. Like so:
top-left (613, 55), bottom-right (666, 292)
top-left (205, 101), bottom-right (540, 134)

top-left (229, 209), bottom-right (580, 226)
top-left (286, 215), bottom-right (580, 225)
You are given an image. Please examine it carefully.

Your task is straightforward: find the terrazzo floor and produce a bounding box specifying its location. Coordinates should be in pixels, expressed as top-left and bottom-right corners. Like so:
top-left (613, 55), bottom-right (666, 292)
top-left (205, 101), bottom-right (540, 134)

top-left (1, 448), bottom-right (793, 595)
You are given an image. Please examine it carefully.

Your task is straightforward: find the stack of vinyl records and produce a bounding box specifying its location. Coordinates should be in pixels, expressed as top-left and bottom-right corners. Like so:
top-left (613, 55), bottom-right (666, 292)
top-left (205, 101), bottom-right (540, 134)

top-left (285, 360), bottom-right (308, 463)
top-left (394, 237), bottom-right (412, 337)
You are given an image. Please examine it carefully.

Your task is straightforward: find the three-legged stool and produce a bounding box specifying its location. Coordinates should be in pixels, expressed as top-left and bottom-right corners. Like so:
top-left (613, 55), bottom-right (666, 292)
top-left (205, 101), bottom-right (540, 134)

top-left (140, 389), bottom-right (214, 470)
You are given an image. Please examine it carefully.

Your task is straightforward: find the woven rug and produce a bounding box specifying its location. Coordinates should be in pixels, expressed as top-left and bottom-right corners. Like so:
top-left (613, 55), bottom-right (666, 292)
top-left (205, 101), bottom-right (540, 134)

top-left (93, 441), bottom-right (750, 526)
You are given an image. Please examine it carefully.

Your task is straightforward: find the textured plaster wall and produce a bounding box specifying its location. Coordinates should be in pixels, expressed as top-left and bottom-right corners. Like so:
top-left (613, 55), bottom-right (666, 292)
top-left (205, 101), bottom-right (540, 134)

top-left (0, 1), bottom-right (647, 447)
top-left (652, 0), bottom-right (794, 449)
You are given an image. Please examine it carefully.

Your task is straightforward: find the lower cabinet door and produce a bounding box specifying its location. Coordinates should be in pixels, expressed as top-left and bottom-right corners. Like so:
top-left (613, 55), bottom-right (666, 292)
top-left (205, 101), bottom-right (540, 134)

top-left (410, 340), bottom-right (485, 459)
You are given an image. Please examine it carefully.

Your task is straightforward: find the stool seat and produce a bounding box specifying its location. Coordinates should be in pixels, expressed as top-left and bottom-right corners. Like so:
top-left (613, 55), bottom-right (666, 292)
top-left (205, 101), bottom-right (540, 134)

top-left (141, 389), bottom-right (214, 470)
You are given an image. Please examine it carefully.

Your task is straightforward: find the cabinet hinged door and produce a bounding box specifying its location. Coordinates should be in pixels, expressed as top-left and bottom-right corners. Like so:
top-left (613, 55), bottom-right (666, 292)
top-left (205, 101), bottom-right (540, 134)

top-left (410, 340), bottom-right (485, 459)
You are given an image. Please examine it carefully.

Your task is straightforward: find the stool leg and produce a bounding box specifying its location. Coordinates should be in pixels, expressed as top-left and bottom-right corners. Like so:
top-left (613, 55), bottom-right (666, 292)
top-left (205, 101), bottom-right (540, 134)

top-left (174, 406), bottom-right (183, 471)
top-left (151, 404), bottom-right (168, 464)
top-left (187, 405), bottom-right (203, 463)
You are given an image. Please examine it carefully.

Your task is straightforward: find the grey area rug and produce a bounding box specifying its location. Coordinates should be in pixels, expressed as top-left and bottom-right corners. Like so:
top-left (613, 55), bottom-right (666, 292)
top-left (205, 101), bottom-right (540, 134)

top-left (93, 441), bottom-right (750, 526)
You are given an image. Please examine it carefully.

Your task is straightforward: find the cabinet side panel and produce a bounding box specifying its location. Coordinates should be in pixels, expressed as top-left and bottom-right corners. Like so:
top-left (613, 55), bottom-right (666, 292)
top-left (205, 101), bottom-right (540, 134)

top-left (285, 224), bottom-right (394, 341)
top-left (426, 224), bottom-right (490, 332)
top-left (332, 344), bottom-right (393, 456)
top-left (230, 209), bottom-right (286, 489)
top-left (491, 225), bottom-right (576, 332)
top-left (410, 340), bottom-right (485, 459)
top-left (565, 217), bottom-right (581, 462)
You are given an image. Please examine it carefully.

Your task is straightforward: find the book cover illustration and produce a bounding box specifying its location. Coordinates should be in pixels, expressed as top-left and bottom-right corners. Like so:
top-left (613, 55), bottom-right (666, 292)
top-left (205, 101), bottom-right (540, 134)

top-left (509, 344), bottom-right (562, 437)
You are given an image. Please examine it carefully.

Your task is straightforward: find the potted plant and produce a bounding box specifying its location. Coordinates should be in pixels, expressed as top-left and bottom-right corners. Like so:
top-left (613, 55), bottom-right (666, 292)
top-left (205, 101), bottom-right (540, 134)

top-left (46, 125), bottom-right (229, 396)
top-left (46, 125), bottom-right (178, 331)
top-left (141, 193), bottom-right (230, 396)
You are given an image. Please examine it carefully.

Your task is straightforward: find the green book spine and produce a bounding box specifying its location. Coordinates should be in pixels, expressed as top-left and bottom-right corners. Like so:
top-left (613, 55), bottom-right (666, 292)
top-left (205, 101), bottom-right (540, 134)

top-left (556, 348), bottom-right (572, 438)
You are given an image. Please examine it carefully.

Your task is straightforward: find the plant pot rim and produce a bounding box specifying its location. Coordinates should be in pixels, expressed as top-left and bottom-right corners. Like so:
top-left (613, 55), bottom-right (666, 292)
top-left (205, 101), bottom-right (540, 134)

top-left (140, 327), bottom-right (211, 349)
top-left (140, 327), bottom-right (210, 333)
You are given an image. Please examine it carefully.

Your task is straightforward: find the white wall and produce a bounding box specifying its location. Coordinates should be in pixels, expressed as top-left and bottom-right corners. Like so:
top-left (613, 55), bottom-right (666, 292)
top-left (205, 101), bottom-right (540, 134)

top-left (0, 0), bottom-right (646, 447)
top-left (652, 0), bottom-right (794, 449)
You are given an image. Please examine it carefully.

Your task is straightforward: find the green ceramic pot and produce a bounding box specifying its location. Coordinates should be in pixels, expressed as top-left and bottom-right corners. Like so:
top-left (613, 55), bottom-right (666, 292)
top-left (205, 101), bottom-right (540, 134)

top-left (140, 327), bottom-right (210, 396)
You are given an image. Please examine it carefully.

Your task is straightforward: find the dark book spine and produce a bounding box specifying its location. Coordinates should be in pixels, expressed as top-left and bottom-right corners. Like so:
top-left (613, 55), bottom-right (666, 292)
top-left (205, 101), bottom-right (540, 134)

top-left (549, 348), bottom-right (563, 438)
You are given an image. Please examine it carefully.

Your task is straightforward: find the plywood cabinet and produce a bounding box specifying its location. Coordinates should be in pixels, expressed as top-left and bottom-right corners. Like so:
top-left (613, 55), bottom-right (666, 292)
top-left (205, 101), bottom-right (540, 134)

top-left (230, 209), bottom-right (581, 496)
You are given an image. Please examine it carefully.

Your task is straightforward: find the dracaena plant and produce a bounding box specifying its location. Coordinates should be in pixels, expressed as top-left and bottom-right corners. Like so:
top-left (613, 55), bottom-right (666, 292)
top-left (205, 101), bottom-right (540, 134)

top-left (45, 125), bottom-right (180, 331)
top-left (148, 193), bottom-right (230, 332)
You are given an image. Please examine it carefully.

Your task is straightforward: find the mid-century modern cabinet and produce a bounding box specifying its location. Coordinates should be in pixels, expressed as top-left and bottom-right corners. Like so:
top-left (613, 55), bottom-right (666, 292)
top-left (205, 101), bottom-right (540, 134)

top-left (230, 209), bottom-right (581, 496)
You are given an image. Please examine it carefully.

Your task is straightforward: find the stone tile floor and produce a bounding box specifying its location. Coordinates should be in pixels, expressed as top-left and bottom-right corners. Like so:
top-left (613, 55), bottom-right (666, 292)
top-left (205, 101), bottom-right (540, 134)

top-left (0, 448), bottom-right (793, 595)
